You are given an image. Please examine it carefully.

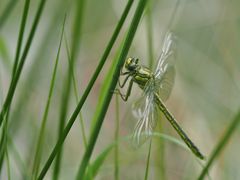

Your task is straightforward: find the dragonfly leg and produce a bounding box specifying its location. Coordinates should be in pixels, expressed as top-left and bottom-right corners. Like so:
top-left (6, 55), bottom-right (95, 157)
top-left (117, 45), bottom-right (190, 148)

top-left (119, 74), bottom-right (131, 88)
top-left (116, 79), bottom-right (134, 101)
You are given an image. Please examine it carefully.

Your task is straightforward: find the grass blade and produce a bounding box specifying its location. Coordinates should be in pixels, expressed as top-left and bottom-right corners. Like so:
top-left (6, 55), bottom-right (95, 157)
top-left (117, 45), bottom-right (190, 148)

top-left (76, 0), bottom-right (147, 178)
top-left (64, 34), bottom-right (87, 147)
top-left (114, 95), bottom-right (120, 180)
top-left (53, 0), bottom-right (86, 178)
top-left (0, 0), bottom-right (47, 127)
top-left (37, 1), bottom-right (134, 179)
top-left (8, 0), bottom-right (68, 137)
top-left (144, 140), bottom-right (152, 180)
top-left (198, 110), bottom-right (240, 180)
top-left (8, 136), bottom-right (29, 179)
top-left (12, 0), bottom-right (30, 77)
top-left (0, 36), bottom-right (11, 70)
top-left (0, 0), bottom-right (30, 171)
top-left (31, 15), bottom-right (66, 179)
top-left (84, 145), bottom-right (114, 180)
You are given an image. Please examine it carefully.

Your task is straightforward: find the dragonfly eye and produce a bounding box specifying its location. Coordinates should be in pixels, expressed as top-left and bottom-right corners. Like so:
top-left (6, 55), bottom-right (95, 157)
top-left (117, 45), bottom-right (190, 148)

top-left (125, 57), bottom-right (138, 71)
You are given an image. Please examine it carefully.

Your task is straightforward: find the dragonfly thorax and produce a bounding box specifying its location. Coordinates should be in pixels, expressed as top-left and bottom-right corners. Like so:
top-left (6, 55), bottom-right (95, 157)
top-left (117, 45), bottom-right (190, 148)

top-left (132, 65), bottom-right (153, 89)
top-left (124, 57), bottom-right (154, 89)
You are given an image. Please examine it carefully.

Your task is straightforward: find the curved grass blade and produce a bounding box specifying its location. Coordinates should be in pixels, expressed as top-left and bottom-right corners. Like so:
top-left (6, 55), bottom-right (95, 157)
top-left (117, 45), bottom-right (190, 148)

top-left (84, 145), bottom-right (114, 180)
top-left (37, 1), bottom-right (134, 179)
top-left (198, 110), bottom-right (240, 180)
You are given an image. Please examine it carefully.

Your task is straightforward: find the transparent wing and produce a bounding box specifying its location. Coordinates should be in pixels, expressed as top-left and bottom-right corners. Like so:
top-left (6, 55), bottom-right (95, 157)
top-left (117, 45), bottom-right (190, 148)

top-left (154, 66), bottom-right (175, 101)
top-left (131, 81), bottom-right (160, 147)
top-left (153, 31), bottom-right (176, 101)
top-left (154, 31), bottom-right (176, 77)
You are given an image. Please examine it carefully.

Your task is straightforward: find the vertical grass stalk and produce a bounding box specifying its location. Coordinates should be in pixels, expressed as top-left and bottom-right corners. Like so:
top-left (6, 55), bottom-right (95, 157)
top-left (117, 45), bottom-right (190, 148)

top-left (12, 0), bottom-right (30, 76)
top-left (76, 0), bottom-right (147, 178)
top-left (114, 95), bottom-right (120, 180)
top-left (144, 140), bottom-right (152, 180)
top-left (0, 0), bottom-right (47, 127)
top-left (64, 35), bottom-right (87, 148)
top-left (31, 16), bottom-right (66, 179)
top-left (53, 1), bottom-right (86, 179)
top-left (37, 1), bottom-right (134, 179)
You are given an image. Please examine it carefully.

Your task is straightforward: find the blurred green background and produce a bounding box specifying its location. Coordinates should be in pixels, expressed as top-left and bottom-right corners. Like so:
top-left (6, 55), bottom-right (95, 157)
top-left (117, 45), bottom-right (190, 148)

top-left (0, 0), bottom-right (240, 179)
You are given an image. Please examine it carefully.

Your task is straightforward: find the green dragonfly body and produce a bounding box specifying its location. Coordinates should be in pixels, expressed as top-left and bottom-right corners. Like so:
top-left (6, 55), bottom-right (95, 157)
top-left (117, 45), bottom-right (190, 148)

top-left (117, 32), bottom-right (204, 160)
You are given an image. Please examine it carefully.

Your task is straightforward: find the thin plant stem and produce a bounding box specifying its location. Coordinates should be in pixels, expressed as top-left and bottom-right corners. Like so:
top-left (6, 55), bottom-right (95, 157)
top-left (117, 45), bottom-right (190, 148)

top-left (64, 34), bottom-right (87, 148)
top-left (144, 140), bottom-right (152, 180)
top-left (53, 1), bottom-right (86, 178)
top-left (8, 136), bottom-right (29, 179)
top-left (76, 0), bottom-right (147, 178)
top-left (0, 0), bottom-right (31, 162)
top-left (146, 1), bottom-right (154, 70)
top-left (31, 15), bottom-right (66, 179)
top-left (12, 0), bottom-right (30, 77)
top-left (114, 95), bottom-right (120, 180)
top-left (0, 0), bottom-right (47, 127)
top-left (0, 114), bottom-right (8, 172)
top-left (198, 110), bottom-right (240, 180)
top-left (37, 1), bottom-right (134, 179)
top-left (6, 147), bottom-right (11, 180)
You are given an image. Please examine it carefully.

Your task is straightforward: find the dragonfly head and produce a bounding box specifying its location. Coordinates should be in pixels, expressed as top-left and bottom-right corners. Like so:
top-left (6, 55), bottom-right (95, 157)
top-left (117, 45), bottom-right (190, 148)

top-left (125, 57), bottom-right (139, 71)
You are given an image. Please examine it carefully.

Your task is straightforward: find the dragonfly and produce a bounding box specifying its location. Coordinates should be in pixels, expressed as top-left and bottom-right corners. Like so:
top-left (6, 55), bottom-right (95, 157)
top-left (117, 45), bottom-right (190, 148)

top-left (116, 32), bottom-right (204, 159)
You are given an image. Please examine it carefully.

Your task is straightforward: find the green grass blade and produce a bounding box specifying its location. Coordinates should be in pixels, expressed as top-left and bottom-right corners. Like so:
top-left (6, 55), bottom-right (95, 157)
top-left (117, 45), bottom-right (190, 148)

top-left (84, 145), bottom-right (114, 180)
top-left (0, 1), bottom-right (30, 171)
top-left (0, 117), bottom-right (8, 171)
top-left (144, 140), bottom-right (152, 180)
top-left (146, 1), bottom-right (154, 69)
top-left (198, 110), bottom-right (240, 180)
top-left (0, 0), bottom-right (19, 30)
top-left (114, 95), bottom-right (120, 180)
top-left (37, 1), bottom-right (134, 179)
top-left (76, 0), bottom-right (147, 178)
top-left (52, 39), bottom-right (72, 180)
top-left (31, 15), bottom-right (66, 179)
top-left (8, 0), bottom-right (68, 137)
top-left (64, 34), bottom-right (87, 147)
top-left (0, 36), bottom-right (11, 70)
top-left (53, 0), bottom-right (86, 178)
top-left (8, 136), bottom-right (29, 179)
top-left (6, 147), bottom-right (11, 180)
top-left (0, 0), bottom-right (47, 127)
top-left (12, 0), bottom-right (30, 77)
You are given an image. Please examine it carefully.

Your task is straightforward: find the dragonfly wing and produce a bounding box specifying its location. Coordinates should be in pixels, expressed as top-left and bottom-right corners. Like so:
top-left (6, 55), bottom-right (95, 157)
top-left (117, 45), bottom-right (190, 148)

top-left (155, 31), bottom-right (176, 77)
top-left (154, 65), bottom-right (175, 101)
top-left (154, 31), bottom-right (176, 101)
top-left (132, 84), bottom-right (160, 147)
